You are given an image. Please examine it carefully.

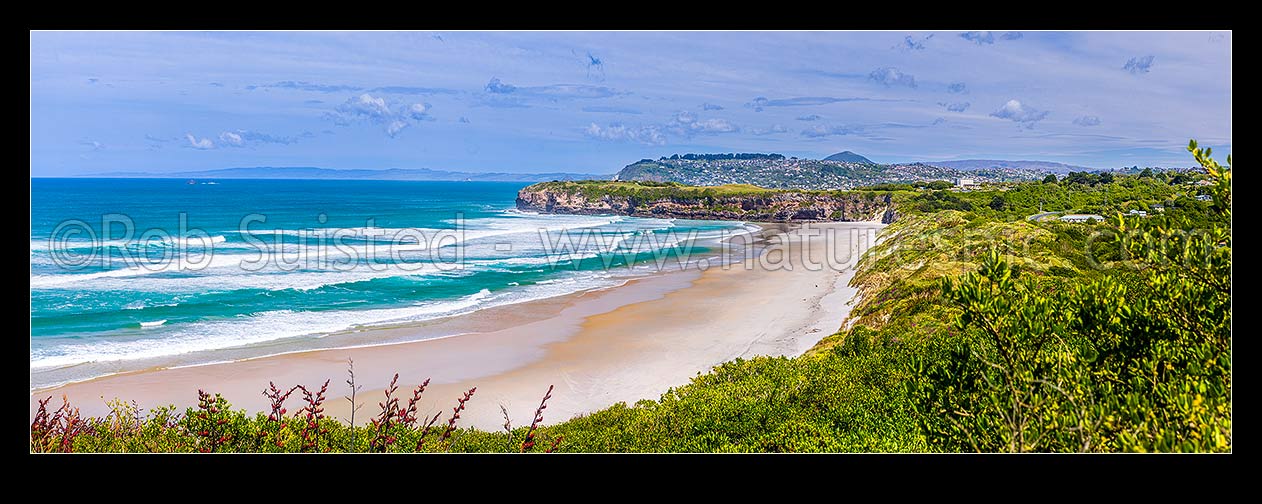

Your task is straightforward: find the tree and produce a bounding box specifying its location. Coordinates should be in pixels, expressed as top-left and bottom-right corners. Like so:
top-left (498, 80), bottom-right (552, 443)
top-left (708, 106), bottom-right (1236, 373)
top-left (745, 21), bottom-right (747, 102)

top-left (1139, 167), bottom-right (1154, 178)
top-left (988, 195), bottom-right (1007, 211)
top-left (1042, 174), bottom-right (1058, 184)
top-left (1063, 171), bottom-right (1098, 186)
top-left (914, 139), bottom-right (1231, 452)
top-left (1098, 172), bottom-right (1115, 184)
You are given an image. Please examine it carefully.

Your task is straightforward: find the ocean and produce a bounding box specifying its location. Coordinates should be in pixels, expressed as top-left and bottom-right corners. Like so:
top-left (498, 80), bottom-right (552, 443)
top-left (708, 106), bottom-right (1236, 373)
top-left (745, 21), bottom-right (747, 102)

top-left (30, 179), bottom-right (756, 389)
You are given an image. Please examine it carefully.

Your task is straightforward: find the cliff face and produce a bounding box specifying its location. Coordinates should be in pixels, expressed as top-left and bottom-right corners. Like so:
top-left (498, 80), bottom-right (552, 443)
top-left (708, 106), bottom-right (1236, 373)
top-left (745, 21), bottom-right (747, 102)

top-left (516, 186), bottom-right (899, 223)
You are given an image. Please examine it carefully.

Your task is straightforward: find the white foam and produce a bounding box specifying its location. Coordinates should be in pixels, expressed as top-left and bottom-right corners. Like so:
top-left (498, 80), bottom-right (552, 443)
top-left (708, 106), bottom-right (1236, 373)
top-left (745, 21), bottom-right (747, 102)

top-left (29, 279), bottom-right (616, 371)
top-left (162, 235), bottom-right (227, 247)
top-left (30, 253), bottom-right (252, 288)
top-left (457, 213), bottom-right (631, 244)
top-left (36, 262), bottom-right (457, 293)
top-left (31, 217), bottom-right (741, 291)
top-left (29, 214), bottom-right (749, 376)
top-left (139, 320), bottom-right (167, 328)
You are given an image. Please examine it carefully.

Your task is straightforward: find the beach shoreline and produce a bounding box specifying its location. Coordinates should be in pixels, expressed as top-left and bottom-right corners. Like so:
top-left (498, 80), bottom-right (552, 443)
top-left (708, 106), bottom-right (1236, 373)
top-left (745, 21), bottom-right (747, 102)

top-left (30, 221), bottom-right (882, 431)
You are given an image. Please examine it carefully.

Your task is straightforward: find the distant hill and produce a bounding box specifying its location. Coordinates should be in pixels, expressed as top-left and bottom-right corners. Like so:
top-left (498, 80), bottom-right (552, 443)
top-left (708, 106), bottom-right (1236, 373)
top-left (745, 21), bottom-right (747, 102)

top-left (90, 167), bottom-right (611, 182)
top-left (823, 151), bottom-right (874, 164)
top-left (918, 159), bottom-right (1093, 174)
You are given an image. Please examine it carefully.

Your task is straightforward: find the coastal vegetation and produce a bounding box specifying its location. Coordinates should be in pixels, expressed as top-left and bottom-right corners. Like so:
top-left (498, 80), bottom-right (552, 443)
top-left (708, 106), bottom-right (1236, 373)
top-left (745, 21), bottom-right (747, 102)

top-left (31, 142), bottom-right (1229, 453)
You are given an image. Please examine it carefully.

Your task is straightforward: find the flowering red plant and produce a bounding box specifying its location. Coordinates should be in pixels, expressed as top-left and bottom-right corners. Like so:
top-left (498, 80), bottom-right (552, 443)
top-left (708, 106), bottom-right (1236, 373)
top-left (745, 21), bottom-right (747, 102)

top-left (521, 385), bottom-right (554, 452)
top-left (295, 380), bottom-right (330, 452)
top-left (439, 387), bottom-right (477, 445)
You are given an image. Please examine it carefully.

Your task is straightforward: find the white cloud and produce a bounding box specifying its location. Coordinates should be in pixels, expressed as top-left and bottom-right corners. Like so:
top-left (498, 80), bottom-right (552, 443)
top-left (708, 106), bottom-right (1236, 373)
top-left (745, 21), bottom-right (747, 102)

top-left (751, 124), bottom-right (788, 135)
top-left (800, 124), bottom-right (864, 138)
top-left (409, 102), bottom-right (430, 118)
top-left (214, 130), bottom-right (297, 147)
top-left (990, 99), bottom-right (1049, 128)
top-left (218, 131), bottom-right (244, 146)
top-left (587, 110), bottom-right (740, 145)
top-left (584, 123), bottom-right (666, 145)
top-left (868, 67), bottom-right (916, 88)
top-left (340, 94), bottom-right (392, 118)
top-left (692, 118), bottom-right (737, 133)
top-left (387, 120), bottom-right (409, 137)
top-left (328, 94), bottom-right (433, 138)
top-left (672, 112), bottom-right (738, 134)
top-left (185, 133), bottom-right (215, 150)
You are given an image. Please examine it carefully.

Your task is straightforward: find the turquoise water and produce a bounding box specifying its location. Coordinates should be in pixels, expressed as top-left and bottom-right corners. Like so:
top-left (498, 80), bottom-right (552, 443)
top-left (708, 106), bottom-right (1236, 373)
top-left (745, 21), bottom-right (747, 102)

top-left (30, 179), bottom-right (755, 388)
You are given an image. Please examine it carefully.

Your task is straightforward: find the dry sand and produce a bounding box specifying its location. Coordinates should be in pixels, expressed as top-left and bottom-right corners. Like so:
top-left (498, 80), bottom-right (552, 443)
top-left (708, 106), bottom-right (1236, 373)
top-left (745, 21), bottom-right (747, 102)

top-left (30, 222), bottom-right (882, 431)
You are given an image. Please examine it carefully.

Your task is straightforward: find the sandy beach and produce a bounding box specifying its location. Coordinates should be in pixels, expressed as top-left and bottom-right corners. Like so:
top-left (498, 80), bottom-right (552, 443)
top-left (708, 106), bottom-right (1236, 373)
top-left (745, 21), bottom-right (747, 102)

top-left (31, 221), bottom-right (882, 431)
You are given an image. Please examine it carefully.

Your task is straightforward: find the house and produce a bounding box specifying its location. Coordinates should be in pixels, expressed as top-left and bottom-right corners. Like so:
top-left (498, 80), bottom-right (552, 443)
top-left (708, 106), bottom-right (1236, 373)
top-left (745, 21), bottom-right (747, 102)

top-left (1196, 194), bottom-right (1212, 202)
top-left (956, 178), bottom-right (976, 188)
top-left (1126, 209), bottom-right (1148, 217)
top-left (1151, 204), bottom-right (1165, 212)
top-left (1059, 214), bottom-right (1105, 223)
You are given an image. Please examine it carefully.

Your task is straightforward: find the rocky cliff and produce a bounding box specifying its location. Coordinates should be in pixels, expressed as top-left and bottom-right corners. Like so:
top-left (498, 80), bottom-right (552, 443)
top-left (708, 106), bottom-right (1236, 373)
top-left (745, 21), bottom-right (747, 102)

top-left (516, 182), bottom-right (899, 223)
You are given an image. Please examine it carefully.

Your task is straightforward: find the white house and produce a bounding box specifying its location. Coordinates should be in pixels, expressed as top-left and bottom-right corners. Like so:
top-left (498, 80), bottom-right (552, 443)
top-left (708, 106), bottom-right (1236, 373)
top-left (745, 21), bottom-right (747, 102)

top-left (1059, 214), bottom-right (1105, 223)
top-left (957, 178), bottom-right (976, 187)
top-left (1126, 209), bottom-right (1148, 217)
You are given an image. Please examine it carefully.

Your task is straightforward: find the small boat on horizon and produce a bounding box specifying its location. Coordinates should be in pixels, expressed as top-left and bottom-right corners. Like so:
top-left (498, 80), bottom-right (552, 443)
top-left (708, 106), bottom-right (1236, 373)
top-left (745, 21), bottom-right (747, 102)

top-left (187, 179), bottom-right (197, 185)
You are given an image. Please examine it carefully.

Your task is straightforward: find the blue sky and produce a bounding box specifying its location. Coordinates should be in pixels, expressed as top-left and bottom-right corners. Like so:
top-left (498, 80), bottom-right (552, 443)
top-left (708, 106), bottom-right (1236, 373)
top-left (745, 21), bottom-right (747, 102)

top-left (30, 31), bottom-right (1232, 176)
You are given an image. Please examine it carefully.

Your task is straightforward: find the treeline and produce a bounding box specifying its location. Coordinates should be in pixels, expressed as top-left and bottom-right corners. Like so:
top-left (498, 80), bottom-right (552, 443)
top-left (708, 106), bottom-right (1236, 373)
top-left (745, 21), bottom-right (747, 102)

top-left (907, 171), bottom-right (1217, 221)
top-left (858, 180), bottom-right (955, 191)
top-left (1047, 169), bottom-right (1202, 186)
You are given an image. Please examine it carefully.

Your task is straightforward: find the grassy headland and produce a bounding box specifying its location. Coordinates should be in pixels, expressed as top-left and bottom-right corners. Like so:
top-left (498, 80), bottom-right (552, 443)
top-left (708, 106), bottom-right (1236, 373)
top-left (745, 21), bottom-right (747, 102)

top-left (516, 180), bottom-right (904, 222)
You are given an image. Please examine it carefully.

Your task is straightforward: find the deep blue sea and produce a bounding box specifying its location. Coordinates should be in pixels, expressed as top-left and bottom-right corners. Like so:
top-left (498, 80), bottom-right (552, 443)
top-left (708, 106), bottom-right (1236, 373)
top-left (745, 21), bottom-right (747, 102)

top-left (30, 179), bottom-right (754, 389)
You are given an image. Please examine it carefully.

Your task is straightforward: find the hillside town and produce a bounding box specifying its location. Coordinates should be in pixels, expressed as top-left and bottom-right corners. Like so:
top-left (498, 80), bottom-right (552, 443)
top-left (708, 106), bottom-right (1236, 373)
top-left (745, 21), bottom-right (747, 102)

top-left (613, 154), bottom-right (1056, 190)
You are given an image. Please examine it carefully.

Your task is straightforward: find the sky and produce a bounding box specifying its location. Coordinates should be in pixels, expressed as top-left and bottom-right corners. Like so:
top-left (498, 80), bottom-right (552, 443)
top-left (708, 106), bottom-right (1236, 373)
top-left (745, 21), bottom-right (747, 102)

top-left (30, 31), bottom-right (1232, 176)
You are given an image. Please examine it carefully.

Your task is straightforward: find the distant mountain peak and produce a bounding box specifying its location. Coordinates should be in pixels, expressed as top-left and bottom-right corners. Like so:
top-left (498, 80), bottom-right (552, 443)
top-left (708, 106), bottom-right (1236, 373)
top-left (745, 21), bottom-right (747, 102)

top-left (823, 151), bottom-right (874, 164)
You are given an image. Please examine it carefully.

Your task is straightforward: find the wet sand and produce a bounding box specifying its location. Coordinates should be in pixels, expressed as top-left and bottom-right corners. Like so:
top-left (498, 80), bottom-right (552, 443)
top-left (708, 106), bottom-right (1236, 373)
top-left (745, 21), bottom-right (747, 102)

top-left (30, 222), bottom-right (881, 431)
